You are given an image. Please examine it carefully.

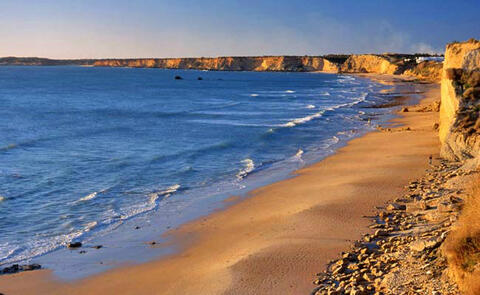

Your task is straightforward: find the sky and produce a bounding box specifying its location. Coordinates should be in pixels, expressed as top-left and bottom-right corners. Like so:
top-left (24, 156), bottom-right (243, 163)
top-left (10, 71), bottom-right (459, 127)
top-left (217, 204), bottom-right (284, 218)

top-left (1, 0), bottom-right (479, 59)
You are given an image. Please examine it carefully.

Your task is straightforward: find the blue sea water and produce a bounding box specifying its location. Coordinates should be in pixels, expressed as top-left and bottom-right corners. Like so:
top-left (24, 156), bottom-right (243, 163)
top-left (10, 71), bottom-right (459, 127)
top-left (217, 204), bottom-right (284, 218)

top-left (0, 66), bottom-right (397, 270)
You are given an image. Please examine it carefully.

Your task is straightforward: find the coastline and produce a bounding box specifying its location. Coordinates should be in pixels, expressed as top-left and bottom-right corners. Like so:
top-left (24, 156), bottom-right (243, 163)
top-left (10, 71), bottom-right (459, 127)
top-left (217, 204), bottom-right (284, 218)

top-left (0, 74), bottom-right (441, 294)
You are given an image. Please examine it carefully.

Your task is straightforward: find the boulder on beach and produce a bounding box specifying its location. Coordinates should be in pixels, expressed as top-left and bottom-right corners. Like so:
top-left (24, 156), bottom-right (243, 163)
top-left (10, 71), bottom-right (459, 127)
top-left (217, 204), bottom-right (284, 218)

top-left (67, 241), bottom-right (82, 248)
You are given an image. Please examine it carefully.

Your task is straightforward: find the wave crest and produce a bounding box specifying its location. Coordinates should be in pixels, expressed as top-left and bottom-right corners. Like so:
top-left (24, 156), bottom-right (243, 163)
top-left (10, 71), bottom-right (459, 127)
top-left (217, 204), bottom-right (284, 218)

top-left (236, 159), bottom-right (255, 180)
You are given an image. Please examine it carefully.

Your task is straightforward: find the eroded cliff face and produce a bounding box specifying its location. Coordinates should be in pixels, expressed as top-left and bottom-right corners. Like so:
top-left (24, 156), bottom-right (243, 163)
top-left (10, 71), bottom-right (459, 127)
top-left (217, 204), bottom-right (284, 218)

top-left (93, 56), bottom-right (340, 72)
top-left (340, 54), bottom-right (401, 75)
top-left (439, 39), bottom-right (480, 166)
top-left (403, 61), bottom-right (443, 82)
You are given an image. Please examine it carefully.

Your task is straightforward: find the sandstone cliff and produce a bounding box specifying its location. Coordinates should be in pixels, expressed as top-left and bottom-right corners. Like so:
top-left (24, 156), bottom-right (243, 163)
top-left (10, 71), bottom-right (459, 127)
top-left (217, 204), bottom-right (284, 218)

top-left (93, 56), bottom-right (340, 72)
top-left (340, 54), bottom-right (401, 75)
top-left (439, 39), bottom-right (480, 167)
top-left (403, 60), bottom-right (443, 82)
top-left (2, 55), bottom-right (444, 80)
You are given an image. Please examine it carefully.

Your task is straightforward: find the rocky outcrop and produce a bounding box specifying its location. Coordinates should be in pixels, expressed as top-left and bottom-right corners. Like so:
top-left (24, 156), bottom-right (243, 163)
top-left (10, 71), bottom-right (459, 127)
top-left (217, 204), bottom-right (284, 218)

top-left (340, 54), bottom-right (401, 75)
top-left (403, 60), bottom-right (443, 82)
top-left (93, 56), bottom-right (340, 72)
top-left (313, 161), bottom-right (469, 295)
top-left (439, 39), bottom-right (480, 167)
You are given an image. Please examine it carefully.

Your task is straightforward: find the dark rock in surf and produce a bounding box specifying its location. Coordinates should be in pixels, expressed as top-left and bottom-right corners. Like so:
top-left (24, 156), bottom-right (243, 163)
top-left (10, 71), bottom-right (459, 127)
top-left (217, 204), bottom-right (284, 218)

top-left (1, 263), bottom-right (41, 274)
top-left (67, 241), bottom-right (82, 248)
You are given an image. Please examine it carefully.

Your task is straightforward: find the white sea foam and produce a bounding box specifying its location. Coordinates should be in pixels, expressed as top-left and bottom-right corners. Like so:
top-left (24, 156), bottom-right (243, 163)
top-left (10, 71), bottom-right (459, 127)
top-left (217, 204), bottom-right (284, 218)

top-left (147, 184), bottom-right (181, 203)
top-left (236, 159), bottom-right (255, 180)
top-left (285, 90), bottom-right (296, 93)
top-left (84, 221), bottom-right (98, 232)
top-left (305, 104), bottom-right (316, 109)
top-left (280, 110), bottom-right (325, 127)
top-left (280, 92), bottom-right (368, 128)
top-left (78, 192), bottom-right (97, 202)
top-left (0, 196), bottom-right (5, 202)
top-left (294, 149), bottom-right (304, 159)
top-left (116, 184), bottom-right (181, 223)
top-left (250, 94), bottom-right (259, 97)
top-left (159, 184), bottom-right (181, 197)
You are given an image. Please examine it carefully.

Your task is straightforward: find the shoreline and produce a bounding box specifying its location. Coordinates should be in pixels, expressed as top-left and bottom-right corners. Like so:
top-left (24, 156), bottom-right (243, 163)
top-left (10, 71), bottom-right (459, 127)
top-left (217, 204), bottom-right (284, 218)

top-left (0, 74), bottom-right (441, 294)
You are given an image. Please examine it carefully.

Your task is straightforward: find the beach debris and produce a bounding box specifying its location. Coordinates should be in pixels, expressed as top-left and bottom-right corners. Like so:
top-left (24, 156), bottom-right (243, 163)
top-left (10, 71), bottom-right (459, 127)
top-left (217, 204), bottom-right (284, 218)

top-left (67, 241), bottom-right (82, 248)
top-left (1, 263), bottom-right (41, 274)
top-left (312, 160), bottom-right (463, 295)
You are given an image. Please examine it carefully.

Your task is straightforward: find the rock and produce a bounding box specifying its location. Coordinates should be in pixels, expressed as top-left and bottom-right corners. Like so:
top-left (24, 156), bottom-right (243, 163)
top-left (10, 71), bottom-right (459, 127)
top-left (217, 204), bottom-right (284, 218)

top-left (332, 264), bottom-right (344, 275)
top-left (197, 77), bottom-right (203, 80)
top-left (438, 202), bottom-right (458, 212)
top-left (1, 263), bottom-right (41, 274)
top-left (362, 273), bottom-right (375, 282)
top-left (149, 241), bottom-right (157, 245)
top-left (410, 237), bottom-right (442, 252)
top-left (135, 226), bottom-right (141, 230)
top-left (93, 245), bottom-right (103, 249)
top-left (401, 107), bottom-right (409, 112)
top-left (386, 203), bottom-right (406, 211)
top-left (174, 75), bottom-right (183, 80)
top-left (2, 264), bottom-right (19, 274)
top-left (21, 264), bottom-right (41, 271)
top-left (374, 229), bottom-right (389, 237)
top-left (433, 123), bottom-right (439, 130)
top-left (67, 241), bottom-right (82, 248)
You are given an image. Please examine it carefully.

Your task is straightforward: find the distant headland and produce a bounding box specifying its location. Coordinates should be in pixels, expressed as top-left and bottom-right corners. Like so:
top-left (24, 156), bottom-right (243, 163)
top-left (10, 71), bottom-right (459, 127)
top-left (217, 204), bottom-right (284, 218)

top-left (0, 53), bottom-right (444, 81)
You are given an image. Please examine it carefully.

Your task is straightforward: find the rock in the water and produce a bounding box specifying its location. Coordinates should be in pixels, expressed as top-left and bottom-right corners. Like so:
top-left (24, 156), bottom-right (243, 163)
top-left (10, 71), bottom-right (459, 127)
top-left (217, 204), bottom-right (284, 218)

top-left (67, 241), bottom-right (82, 248)
top-left (174, 75), bottom-right (183, 80)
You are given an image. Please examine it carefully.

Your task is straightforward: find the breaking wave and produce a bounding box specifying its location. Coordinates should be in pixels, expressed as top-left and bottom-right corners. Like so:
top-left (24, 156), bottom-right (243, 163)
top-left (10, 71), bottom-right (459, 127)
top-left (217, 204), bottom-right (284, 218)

top-left (236, 159), bottom-right (255, 180)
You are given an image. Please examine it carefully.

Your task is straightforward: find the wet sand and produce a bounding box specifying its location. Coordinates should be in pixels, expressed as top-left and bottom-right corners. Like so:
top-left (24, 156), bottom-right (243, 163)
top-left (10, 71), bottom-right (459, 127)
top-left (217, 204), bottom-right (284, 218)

top-left (0, 75), bottom-right (441, 295)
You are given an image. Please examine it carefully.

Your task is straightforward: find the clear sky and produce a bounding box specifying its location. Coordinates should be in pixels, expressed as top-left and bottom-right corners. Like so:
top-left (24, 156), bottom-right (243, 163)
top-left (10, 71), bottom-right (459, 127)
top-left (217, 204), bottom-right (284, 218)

top-left (1, 0), bottom-right (479, 58)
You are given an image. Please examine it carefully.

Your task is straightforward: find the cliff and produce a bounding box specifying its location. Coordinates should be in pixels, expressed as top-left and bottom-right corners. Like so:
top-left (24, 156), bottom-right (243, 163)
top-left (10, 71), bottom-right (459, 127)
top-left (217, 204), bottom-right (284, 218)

top-left (403, 60), bottom-right (443, 82)
top-left (1, 55), bottom-right (443, 79)
top-left (340, 54), bottom-right (401, 74)
top-left (93, 56), bottom-right (340, 72)
top-left (0, 57), bottom-right (96, 66)
top-left (439, 39), bottom-right (480, 167)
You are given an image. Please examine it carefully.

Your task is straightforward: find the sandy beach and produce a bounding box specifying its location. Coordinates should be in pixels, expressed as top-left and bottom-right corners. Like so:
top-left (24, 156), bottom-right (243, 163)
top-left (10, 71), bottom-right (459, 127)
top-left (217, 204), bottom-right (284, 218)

top-left (0, 75), bottom-right (441, 295)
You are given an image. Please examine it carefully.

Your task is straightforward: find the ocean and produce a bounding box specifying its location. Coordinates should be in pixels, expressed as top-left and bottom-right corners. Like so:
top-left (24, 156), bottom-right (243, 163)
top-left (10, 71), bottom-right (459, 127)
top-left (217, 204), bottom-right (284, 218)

top-left (0, 66), bottom-right (399, 275)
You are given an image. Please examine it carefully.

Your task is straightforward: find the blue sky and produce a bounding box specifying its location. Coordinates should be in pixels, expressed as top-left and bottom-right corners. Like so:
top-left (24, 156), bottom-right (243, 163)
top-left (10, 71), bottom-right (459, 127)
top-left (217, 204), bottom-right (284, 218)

top-left (1, 0), bottom-right (479, 58)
